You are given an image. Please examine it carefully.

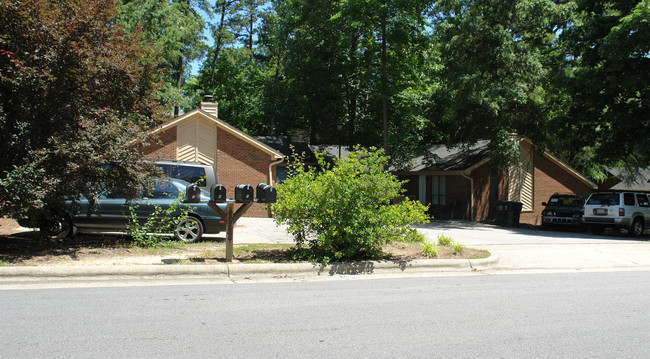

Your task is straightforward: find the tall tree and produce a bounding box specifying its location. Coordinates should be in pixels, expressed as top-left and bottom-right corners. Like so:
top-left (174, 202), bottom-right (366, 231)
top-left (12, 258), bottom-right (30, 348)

top-left (270, 0), bottom-right (433, 157)
top-left (554, 0), bottom-right (650, 180)
top-left (431, 0), bottom-right (572, 166)
top-left (0, 0), bottom-right (163, 222)
top-left (208, 0), bottom-right (241, 88)
top-left (118, 0), bottom-right (207, 115)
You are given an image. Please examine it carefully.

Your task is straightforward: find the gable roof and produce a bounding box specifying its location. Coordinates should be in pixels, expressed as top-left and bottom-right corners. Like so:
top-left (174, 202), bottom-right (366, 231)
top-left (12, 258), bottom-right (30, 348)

top-left (151, 109), bottom-right (283, 160)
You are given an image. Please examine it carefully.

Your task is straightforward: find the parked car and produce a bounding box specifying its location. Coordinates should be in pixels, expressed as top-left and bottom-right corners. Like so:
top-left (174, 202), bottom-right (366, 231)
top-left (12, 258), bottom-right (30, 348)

top-left (541, 193), bottom-right (584, 230)
top-left (151, 159), bottom-right (218, 192)
top-left (582, 191), bottom-right (650, 236)
top-left (39, 178), bottom-right (226, 241)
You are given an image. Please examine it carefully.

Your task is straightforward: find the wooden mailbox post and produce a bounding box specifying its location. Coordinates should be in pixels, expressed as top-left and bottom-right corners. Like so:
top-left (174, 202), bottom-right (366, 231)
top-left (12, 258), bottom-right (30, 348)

top-left (200, 183), bottom-right (276, 263)
top-left (207, 200), bottom-right (253, 262)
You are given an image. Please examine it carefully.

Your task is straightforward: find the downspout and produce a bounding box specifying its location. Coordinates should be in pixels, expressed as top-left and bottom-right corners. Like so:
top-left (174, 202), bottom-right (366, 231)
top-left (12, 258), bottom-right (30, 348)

top-left (269, 157), bottom-right (284, 185)
top-left (461, 172), bottom-right (474, 221)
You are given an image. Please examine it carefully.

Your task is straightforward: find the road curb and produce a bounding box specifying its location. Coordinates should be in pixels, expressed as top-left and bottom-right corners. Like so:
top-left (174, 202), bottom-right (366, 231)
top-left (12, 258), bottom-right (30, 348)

top-left (0, 252), bottom-right (498, 281)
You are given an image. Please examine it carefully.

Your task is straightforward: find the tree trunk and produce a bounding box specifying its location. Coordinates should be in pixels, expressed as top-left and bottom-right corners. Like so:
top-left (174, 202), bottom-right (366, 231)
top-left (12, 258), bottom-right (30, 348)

top-left (381, 5), bottom-right (388, 154)
top-left (346, 30), bottom-right (360, 149)
top-left (175, 53), bottom-right (183, 117)
top-left (209, 0), bottom-right (228, 88)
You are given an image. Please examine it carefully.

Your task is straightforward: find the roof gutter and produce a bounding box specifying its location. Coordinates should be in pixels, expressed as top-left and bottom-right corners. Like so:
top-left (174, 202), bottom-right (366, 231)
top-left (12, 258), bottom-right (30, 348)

top-left (269, 157), bottom-right (284, 185)
top-left (461, 172), bottom-right (474, 221)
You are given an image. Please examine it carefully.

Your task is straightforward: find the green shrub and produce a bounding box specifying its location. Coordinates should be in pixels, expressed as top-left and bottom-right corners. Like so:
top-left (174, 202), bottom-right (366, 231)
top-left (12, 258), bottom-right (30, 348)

top-left (272, 147), bottom-right (428, 264)
top-left (452, 242), bottom-right (465, 254)
top-left (125, 195), bottom-right (191, 247)
top-left (421, 241), bottom-right (439, 258)
top-left (437, 234), bottom-right (454, 246)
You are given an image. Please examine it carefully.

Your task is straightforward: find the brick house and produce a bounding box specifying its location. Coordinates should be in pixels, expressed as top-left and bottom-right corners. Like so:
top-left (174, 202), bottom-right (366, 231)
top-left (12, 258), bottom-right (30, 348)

top-left (141, 97), bottom-right (284, 217)
top-left (393, 138), bottom-right (598, 225)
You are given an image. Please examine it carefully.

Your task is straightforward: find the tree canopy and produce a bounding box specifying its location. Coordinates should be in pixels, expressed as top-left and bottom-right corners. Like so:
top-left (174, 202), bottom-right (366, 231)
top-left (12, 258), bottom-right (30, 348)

top-left (0, 0), bottom-right (164, 221)
top-left (185, 0), bottom-right (650, 178)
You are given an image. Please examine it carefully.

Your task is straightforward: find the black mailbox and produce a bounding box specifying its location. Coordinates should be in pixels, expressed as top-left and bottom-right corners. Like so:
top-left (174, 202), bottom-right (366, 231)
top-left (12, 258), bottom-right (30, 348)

top-left (211, 184), bottom-right (227, 203)
top-left (256, 183), bottom-right (277, 203)
top-left (185, 183), bottom-right (201, 203)
top-left (234, 184), bottom-right (254, 203)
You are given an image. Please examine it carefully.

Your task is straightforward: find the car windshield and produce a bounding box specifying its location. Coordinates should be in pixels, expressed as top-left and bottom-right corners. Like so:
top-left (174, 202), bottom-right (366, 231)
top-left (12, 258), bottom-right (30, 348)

top-left (96, 179), bottom-right (210, 200)
top-left (548, 196), bottom-right (582, 206)
top-left (587, 193), bottom-right (619, 206)
top-left (157, 164), bottom-right (207, 187)
top-left (170, 178), bottom-right (210, 199)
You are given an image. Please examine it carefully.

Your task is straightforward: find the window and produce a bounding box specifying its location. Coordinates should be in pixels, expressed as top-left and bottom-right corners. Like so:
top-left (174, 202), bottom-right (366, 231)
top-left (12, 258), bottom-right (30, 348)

top-left (148, 181), bottom-right (180, 199)
top-left (587, 193), bottom-right (619, 205)
top-left (431, 176), bottom-right (446, 205)
top-left (276, 165), bottom-right (288, 184)
top-left (624, 193), bottom-right (635, 206)
top-left (636, 194), bottom-right (649, 207)
top-left (158, 164), bottom-right (207, 186)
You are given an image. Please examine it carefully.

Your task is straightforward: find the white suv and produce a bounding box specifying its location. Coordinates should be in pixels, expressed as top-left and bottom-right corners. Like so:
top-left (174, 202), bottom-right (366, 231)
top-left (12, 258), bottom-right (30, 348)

top-left (582, 191), bottom-right (650, 236)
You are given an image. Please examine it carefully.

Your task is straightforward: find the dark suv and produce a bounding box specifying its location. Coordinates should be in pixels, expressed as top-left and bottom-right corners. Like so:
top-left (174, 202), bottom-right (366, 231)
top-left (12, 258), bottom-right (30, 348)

top-left (541, 193), bottom-right (585, 230)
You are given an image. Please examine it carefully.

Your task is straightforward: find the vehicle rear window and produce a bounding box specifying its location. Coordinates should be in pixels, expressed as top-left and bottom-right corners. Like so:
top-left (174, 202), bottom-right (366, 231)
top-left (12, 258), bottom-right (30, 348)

top-left (587, 193), bottom-right (619, 206)
top-left (157, 164), bottom-right (207, 186)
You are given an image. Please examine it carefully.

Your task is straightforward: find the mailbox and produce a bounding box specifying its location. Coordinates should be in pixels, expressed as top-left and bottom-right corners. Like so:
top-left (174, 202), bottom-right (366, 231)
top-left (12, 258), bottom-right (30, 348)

top-left (211, 184), bottom-right (227, 203)
top-left (185, 183), bottom-right (202, 203)
top-left (256, 183), bottom-right (277, 203)
top-left (234, 184), bottom-right (254, 203)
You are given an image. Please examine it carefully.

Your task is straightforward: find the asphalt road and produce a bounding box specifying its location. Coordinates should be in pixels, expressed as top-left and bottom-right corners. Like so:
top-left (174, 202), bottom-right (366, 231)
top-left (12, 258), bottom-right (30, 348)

top-left (2, 271), bottom-right (649, 358)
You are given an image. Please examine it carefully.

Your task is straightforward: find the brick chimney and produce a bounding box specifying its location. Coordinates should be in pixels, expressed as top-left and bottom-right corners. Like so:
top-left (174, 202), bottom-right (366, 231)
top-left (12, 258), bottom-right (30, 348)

top-left (200, 95), bottom-right (218, 118)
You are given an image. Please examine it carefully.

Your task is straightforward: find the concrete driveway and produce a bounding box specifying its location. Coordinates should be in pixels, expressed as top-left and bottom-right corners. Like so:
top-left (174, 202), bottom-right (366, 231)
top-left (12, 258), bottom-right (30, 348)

top-left (413, 220), bottom-right (650, 272)
top-left (226, 217), bottom-right (649, 246)
top-left (413, 220), bottom-right (648, 246)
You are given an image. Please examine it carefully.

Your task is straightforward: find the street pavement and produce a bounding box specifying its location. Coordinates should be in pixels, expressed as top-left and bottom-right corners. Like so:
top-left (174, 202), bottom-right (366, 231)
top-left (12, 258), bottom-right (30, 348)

top-left (2, 218), bottom-right (650, 287)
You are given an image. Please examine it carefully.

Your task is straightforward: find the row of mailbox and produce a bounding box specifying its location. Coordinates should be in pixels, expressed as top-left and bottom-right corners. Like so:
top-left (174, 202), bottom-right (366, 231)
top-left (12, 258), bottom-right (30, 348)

top-left (186, 182), bottom-right (277, 203)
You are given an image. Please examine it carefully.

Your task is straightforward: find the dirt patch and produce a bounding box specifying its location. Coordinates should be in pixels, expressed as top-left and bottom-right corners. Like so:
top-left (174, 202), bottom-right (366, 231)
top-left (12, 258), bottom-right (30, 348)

top-left (0, 230), bottom-right (489, 266)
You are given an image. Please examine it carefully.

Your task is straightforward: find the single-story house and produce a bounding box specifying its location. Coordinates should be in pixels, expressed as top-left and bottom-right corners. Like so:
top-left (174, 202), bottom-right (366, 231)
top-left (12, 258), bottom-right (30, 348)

top-left (255, 136), bottom-right (600, 226)
top-left (140, 96), bottom-right (284, 217)
top-left (392, 138), bottom-right (599, 226)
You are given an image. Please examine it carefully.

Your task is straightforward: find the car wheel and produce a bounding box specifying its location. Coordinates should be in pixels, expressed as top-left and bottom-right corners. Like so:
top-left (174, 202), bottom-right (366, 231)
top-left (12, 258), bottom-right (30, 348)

top-left (39, 213), bottom-right (72, 240)
top-left (174, 216), bottom-right (204, 242)
top-left (628, 218), bottom-right (644, 237)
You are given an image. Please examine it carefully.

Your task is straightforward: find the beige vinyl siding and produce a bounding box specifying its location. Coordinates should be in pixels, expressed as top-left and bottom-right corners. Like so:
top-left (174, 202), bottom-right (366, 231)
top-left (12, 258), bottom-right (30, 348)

top-left (197, 119), bottom-right (216, 166)
top-left (508, 141), bottom-right (534, 211)
top-left (176, 118), bottom-right (217, 167)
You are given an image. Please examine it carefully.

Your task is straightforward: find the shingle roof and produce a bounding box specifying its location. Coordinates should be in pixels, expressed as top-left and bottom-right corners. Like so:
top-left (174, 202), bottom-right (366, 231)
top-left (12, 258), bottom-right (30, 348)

top-left (606, 168), bottom-right (650, 191)
top-left (392, 141), bottom-right (491, 172)
top-left (253, 136), bottom-right (316, 162)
